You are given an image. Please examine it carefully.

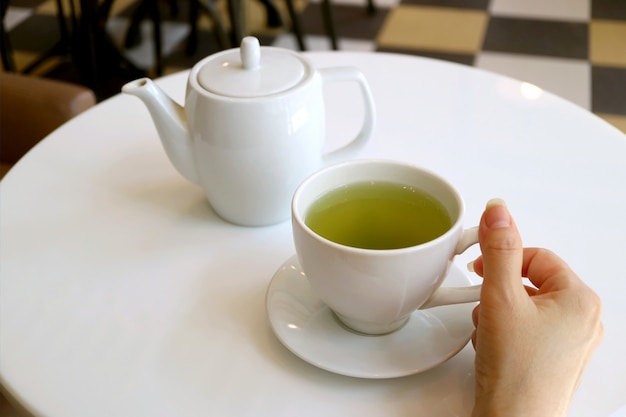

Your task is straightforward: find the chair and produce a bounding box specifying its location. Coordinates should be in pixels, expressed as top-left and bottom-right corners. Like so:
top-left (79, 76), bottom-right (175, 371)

top-left (1, 0), bottom-right (73, 73)
top-left (120, 0), bottom-right (231, 75)
top-left (116, 0), bottom-right (377, 69)
top-left (0, 72), bottom-right (96, 179)
top-left (285, 0), bottom-right (377, 51)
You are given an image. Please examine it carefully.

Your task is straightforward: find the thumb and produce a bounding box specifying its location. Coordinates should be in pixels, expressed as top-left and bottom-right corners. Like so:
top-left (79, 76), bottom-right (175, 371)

top-left (478, 199), bottom-right (525, 302)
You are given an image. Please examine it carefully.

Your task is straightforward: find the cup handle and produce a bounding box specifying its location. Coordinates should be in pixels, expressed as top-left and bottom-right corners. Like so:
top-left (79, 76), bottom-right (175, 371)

top-left (318, 67), bottom-right (376, 165)
top-left (420, 226), bottom-right (481, 309)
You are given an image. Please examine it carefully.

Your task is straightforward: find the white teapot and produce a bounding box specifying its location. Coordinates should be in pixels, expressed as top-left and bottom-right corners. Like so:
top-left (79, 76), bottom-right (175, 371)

top-left (122, 37), bottom-right (376, 226)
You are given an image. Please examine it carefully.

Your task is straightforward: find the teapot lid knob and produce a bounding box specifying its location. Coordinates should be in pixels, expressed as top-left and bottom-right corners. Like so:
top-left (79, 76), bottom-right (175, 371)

top-left (195, 36), bottom-right (307, 98)
top-left (241, 37), bottom-right (260, 70)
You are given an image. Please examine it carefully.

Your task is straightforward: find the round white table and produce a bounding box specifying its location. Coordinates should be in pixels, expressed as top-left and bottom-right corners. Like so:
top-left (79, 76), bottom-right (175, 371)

top-left (1, 52), bottom-right (625, 417)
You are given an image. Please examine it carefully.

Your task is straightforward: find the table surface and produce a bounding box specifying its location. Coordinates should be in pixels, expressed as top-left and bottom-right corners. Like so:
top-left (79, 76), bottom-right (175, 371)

top-left (1, 52), bottom-right (625, 417)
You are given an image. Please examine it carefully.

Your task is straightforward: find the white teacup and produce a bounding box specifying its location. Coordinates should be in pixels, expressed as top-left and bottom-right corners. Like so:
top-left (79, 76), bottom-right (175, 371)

top-left (291, 159), bottom-right (482, 335)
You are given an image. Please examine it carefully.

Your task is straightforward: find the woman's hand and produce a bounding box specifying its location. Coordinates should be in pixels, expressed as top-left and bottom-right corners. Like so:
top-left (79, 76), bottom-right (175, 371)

top-left (470, 199), bottom-right (603, 417)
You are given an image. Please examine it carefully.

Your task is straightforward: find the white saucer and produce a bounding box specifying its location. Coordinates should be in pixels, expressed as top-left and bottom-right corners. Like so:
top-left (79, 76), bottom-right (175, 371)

top-left (266, 255), bottom-right (476, 379)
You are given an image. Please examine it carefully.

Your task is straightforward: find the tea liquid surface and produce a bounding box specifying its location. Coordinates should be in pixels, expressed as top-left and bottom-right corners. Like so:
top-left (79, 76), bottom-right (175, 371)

top-left (305, 181), bottom-right (452, 250)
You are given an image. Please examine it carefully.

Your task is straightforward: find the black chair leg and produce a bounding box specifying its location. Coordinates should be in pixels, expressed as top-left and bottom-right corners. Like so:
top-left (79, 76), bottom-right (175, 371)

top-left (257, 0), bottom-right (283, 28)
top-left (55, 0), bottom-right (72, 48)
top-left (124, 1), bottom-right (149, 48)
top-left (186, 0), bottom-right (199, 54)
top-left (284, 0), bottom-right (306, 50)
top-left (321, 0), bottom-right (338, 50)
top-left (0, 31), bottom-right (14, 71)
top-left (227, 0), bottom-right (244, 46)
top-left (168, 0), bottom-right (178, 17)
top-left (147, 0), bottom-right (162, 75)
top-left (0, 0), bottom-right (15, 71)
top-left (366, 0), bottom-right (376, 15)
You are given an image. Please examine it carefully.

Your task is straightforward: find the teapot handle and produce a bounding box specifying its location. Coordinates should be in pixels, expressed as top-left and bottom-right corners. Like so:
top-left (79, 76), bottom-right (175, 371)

top-left (319, 67), bottom-right (376, 165)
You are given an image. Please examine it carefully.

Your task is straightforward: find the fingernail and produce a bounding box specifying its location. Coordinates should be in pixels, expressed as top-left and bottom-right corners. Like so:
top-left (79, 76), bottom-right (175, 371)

top-left (485, 198), bottom-right (511, 229)
top-left (467, 261), bottom-right (475, 272)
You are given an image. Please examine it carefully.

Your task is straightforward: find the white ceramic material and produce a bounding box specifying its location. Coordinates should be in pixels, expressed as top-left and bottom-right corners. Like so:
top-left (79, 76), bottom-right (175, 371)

top-left (292, 159), bottom-right (481, 334)
top-left (266, 256), bottom-right (476, 378)
top-left (1, 52), bottom-right (625, 417)
top-left (122, 37), bottom-right (376, 226)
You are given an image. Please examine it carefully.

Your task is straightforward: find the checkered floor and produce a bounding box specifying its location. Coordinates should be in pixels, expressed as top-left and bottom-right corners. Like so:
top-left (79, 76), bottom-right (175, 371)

top-left (3, 0), bottom-right (626, 135)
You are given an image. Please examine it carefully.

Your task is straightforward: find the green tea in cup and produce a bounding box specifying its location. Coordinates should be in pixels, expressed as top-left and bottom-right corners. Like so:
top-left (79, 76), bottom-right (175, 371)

top-left (305, 181), bottom-right (452, 250)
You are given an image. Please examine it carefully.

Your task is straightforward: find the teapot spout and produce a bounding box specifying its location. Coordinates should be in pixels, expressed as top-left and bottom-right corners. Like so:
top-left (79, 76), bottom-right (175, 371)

top-left (122, 78), bottom-right (199, 184)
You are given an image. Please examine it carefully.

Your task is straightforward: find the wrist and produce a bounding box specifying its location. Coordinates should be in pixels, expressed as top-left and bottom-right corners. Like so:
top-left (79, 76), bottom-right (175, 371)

top-left (473, 386), bottom-right (570, 417)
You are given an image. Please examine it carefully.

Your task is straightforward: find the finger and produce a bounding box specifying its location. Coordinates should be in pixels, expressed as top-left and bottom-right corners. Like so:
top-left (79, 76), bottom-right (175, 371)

top-left (472, 304), bottom-right (480, 326)
top-left (468, 256), bottom-right (483, 277)
top-left (478, 199), bottom-right (526, 302)
top-left (470, 251), bottom-right (572, 295)
top-left (520, 247), bottom-right (578, 290)
top-left (468, 258), bottom-right (538, 294)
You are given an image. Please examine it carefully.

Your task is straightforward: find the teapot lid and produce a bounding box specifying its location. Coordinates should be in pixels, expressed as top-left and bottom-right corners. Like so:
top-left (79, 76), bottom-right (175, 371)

top-left (196, 37), bottom-right (306, 98)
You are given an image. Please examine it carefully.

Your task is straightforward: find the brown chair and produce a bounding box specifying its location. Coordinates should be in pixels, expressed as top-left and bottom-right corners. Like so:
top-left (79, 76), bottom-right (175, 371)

top-left (0, 72), bottom-right (96, 179)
